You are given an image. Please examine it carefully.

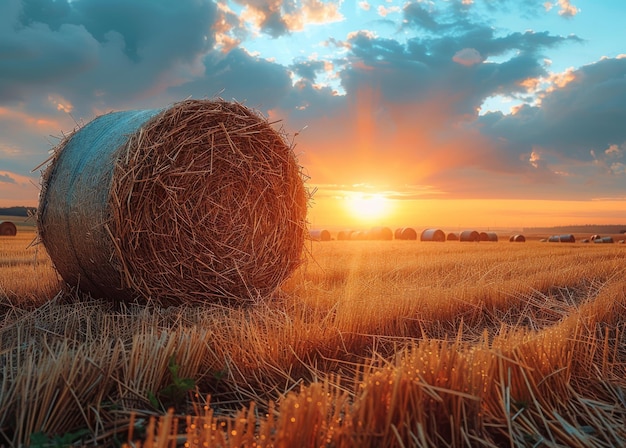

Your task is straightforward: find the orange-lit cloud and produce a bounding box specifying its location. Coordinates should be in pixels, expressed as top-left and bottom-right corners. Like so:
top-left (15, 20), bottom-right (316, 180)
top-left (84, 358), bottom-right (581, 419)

top-left (557, 0), bottom-right (579, 17)
top-left (376, 5), bottom-right (400, 18)
top-left (0, 170), bottom-right (39, 207)
top-left (453, 48), bottom-right (483, 66)
top-left (239, 0), bottom-right (343, 35)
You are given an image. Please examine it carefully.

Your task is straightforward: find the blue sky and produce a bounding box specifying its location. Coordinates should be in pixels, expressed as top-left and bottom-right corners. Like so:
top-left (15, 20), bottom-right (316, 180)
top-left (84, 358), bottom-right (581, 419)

top-left (1, 0), bottom-right (625, 227)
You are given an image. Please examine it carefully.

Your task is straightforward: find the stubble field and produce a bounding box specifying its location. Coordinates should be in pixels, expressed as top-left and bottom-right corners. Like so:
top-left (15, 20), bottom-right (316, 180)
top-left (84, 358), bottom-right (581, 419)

top-left (1, 227), bottom-right (625, 447)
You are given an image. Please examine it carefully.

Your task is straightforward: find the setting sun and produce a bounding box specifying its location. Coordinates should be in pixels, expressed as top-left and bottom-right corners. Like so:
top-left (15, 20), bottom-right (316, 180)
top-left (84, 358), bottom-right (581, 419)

top-left (345, 193), bottom-right (391, 223)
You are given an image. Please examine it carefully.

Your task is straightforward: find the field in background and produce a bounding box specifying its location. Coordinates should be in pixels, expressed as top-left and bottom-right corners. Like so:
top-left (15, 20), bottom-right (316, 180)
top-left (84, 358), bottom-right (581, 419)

top-left (1, 228), bottom-right (625, 446)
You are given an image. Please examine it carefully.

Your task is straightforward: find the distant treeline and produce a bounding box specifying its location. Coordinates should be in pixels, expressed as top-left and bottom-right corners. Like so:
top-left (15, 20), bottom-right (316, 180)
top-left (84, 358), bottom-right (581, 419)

top-left (0, 206), bottom-right (37, 217)
top-left (523, 224), bottom-right (626, 235)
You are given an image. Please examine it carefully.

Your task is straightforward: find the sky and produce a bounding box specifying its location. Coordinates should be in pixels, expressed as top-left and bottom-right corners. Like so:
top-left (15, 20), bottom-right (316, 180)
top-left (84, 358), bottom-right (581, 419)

top-left (1, 0), bottom-right (625, 229)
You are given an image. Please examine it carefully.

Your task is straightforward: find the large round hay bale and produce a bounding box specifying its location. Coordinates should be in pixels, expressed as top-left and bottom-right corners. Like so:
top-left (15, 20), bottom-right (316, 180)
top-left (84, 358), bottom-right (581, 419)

top-left (37, 99), bottom-right (308, 305)
top-left (0, 221), bottom-right (17, 236)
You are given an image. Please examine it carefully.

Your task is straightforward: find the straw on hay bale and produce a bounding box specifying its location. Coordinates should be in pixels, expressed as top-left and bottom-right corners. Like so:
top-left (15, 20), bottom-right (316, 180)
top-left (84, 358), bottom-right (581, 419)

top-left (309, 229), bottom-right (331, 241)
top-left (37, 99), bottom-right (308, 305)
top-left (509, 234), bottom-right (526, 243)
top-left (394, 227), bottom-right (417, 240)
top-left (420, 228), bottom-right (445, 242)
top-left (368, 226), bottom-right (393, 240)
top-left (447, 232), bottom-right (458, 241)
top-left (459, 230), bottom-right (480, 242)
top-left (0, 221), bottom-right (17, 236)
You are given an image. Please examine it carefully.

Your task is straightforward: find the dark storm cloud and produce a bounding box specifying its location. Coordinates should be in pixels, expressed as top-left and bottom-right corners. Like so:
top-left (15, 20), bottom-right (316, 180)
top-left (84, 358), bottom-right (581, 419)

top-left (168, 48), bottom-right (293, 109)
top-left (478, 57), bottom-right (626, 164)
top-left (0, 0), bottom-right (217, 109)
top-left (402, 2), bottom-right (440, 31)
top-left (338, 26), bottom-right (574, 117)
top-left (291, 60), bottom-right (326, 83)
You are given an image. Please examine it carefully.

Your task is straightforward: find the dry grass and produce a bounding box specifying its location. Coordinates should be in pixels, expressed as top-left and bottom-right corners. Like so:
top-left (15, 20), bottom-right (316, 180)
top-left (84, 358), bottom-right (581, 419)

top-left (1, 230), bottom-right (625, 446)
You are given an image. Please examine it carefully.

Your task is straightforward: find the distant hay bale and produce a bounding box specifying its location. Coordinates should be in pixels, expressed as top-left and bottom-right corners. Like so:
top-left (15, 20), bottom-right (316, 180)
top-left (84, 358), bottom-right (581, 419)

top-left (350, 231), bottom-right (368, 240)
top-left (394, 227), bottom-right (417, 240)
top-left (420, 228), bottom-right (445, 242)
top-left (369, 226), bottom-right (393, 241)
top-left (447, 232), bottom-right (459, 241)
top-left (37, 99), bottom-right (308, 305)
top-left (0, 221), bottom-right (17, 236)
top-left (593, 236), bottom-right (614, 244)
top-left (309, 229), bottom-right (331, 241)
top-left (548, 234), bottom-right (575, 243)
top-left (479, 232), bottom-right (498, 242)
top-left (337, 230), bottom-right (352, 241)
top-left (459, 230), bottom-right (480, 242)
top-left (509, 234), bottom-right (526, 243)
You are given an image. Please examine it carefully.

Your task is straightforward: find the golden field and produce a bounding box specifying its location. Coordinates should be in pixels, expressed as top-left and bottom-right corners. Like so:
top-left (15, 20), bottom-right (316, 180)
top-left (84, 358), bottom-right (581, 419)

top-left (1, 228), bottom-right (625, 447)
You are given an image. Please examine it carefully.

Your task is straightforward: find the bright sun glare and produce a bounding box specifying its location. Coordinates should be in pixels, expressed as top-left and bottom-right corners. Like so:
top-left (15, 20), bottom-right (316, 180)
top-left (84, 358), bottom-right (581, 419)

top-left (346, 193), bottom-right (390, 223)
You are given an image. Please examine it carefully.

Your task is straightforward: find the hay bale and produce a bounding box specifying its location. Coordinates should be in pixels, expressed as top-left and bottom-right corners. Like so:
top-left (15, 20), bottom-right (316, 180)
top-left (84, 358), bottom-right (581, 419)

top-left (350, 231), bottom-right (368, 240)
top-left (447, 232), bottom-right (458, 241)
top-left (395, 227), bottom-right (417, 240)
top-left (479, 232), bottom-right (498, 242)
top-left (37, 99), bottom-right (308, 305)
top-left (420, 228), bottom-right (445, 242)
top-left (548, 234), bottom-right (575, 243)
top-left (0, 221), bottom-right (17, 236)
top-left (369, 226), bottom-right (393, 240)
top-left (337, 230), bottom-right (352, 241)
top-left (459, 230), bottom-right (480, 242)
top-left (309, 229), bottom-right (331, 241)
top-left (509, 234), bottom-right (526, 243)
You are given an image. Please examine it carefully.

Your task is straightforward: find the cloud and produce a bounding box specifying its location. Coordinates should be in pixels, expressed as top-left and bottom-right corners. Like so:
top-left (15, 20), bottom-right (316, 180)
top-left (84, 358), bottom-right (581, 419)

top-left (236, 0), bottom-right (342, 37)
top-left (556, 0), bottom-right (579, 17)
top-left (0, 0), bottom-right (217, 116)
top-left (402, 2), bottom-right (440, 32)
top-left (0, 173), bottom-right (17, 184)
top-left (452, 48), bottom-right (483, 66)
top-left (0, 171), bottom-right (39, 206)
top-left (0, 0), bottom-right (620, 208)
top-left (168, 48), bottom-right (292, 108)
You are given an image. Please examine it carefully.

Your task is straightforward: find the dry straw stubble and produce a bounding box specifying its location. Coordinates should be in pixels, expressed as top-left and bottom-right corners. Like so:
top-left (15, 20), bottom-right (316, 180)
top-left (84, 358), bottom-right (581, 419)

top-left (38, 99), bottom-right (308, 305)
